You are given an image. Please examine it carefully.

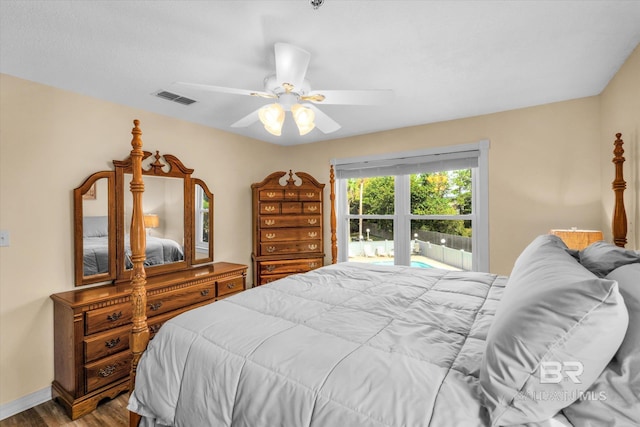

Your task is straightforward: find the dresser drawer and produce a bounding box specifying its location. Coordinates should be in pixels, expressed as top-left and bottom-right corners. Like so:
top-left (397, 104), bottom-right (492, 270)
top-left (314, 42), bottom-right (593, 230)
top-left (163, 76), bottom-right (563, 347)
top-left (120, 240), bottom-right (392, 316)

top-left (303, 202), bottom-right (321, 214)
top-left (85, 302), bottom-right (133, 335)
top-left (146, 282), bottom-right (216, 318)
top-left (299, 190), bottom-right (321, 201)
top-left (260, 273), bottom-right (290, 285)
top-left (84, 324), bottom-right (130, 363)
top-left (260, 215), bottom-right (320, 228)
top-left (259, 258), bottom-right (323, 276)
top-left (284, 190), bottom-right (299, 200)
top-left (260, 203), bottom-right (280, 215)
top-left (260, 240), bottom-right (322, 256)
top-left (85, 351), bottom-right (132, 393)
top-left (260, 228), bottom-right (321, 242)
top-left (259, 189), bottom-right (284, 201)
top-left (281, 202), bottom-right (302, 214)
top-left (217, 276), bottom-right (245, 297)
top-left (147, 300), bottom-right (213, 339)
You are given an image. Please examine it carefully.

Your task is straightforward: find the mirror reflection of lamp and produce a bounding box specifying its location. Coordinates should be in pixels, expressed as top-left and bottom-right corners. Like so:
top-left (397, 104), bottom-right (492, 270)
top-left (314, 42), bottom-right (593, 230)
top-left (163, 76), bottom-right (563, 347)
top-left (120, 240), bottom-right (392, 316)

top-left (143, 214), bottom-right (159, 236)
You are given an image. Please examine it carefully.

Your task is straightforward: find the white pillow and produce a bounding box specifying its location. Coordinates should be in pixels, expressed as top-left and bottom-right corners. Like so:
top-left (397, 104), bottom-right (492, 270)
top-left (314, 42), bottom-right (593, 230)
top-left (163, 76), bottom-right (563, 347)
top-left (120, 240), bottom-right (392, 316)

top-left (480, 235), bottom-right (628, 425)
top-left (563, 263), bottom-right (640, 426)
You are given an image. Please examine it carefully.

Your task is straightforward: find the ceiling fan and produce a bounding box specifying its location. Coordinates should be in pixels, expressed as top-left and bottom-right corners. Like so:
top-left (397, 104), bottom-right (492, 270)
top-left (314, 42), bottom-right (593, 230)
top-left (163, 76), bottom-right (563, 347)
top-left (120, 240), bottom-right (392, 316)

top-left (175, 43), bottom-right (394, 136)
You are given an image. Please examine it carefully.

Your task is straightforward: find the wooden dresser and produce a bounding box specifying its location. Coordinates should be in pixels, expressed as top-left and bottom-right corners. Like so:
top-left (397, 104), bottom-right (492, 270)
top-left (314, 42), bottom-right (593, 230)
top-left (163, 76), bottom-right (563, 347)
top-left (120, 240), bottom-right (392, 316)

top-left (251, 171), bottom-right (325, 286)
top-left (50, 262), bottom-right (247, 420)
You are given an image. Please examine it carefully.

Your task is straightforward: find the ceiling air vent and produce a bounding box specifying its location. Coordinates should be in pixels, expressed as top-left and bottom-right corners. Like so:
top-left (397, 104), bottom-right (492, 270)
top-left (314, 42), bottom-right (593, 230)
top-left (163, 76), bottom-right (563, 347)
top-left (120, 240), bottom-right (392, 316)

top-left (155, 91), bottom-right (197, 105)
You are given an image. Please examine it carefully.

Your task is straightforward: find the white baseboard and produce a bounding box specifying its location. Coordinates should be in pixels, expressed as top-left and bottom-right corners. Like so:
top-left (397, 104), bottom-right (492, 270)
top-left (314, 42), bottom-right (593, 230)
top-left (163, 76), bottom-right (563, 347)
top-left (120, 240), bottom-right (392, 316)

top-left (0, 386), bottom-right (52, 421)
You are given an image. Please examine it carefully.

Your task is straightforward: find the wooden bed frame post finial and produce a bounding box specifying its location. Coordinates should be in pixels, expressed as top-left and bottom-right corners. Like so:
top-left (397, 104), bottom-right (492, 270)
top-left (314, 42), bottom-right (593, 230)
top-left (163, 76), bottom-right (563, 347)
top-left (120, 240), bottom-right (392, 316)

top-left (128, 119), bottom-right (149, 422)
top-left (612, 133), bottom-right (627, 248)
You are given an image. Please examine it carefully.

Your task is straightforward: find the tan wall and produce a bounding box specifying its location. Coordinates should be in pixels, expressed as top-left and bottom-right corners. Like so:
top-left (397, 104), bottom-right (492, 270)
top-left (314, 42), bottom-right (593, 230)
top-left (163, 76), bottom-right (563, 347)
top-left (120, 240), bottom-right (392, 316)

top-left (0, 42), bottom-right (635, 406)
top-left (0, 74), bottom-right (279, 405)
top-left (600, 43), bottom-right (640, 249)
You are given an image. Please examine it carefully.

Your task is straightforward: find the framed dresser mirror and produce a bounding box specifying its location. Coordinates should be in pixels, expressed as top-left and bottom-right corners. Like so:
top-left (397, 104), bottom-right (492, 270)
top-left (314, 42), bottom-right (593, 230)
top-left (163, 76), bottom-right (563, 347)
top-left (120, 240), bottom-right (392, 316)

top-left (73, 150), bottom-right (214, 286)
top-left (74, 171), bottom-right (116, 285)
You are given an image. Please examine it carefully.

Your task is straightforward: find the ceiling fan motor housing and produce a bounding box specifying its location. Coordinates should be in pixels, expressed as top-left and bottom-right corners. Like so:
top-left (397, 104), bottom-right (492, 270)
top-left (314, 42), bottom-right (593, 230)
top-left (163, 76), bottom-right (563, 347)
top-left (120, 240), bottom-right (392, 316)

top-left (264, 75), bottom-right (311, 97)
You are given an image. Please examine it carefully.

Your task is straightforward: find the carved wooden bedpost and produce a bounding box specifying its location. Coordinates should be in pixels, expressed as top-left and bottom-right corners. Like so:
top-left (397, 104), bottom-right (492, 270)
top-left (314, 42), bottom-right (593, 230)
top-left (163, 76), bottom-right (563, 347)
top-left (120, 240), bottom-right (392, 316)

top-left (612, 133), bottom-right (627, 248)
top-left (330, 164), bottom-right (337, 264)
top-left (129, 120), bottom-right (148, 426)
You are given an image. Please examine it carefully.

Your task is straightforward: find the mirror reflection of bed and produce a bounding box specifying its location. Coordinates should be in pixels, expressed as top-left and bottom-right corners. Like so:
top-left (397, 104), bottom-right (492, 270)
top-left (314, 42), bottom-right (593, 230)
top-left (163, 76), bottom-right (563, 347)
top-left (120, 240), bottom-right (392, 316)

top-left (123, 175), bottom-right (184, 270)
top-left (82, 215), bottom-right (185, 276)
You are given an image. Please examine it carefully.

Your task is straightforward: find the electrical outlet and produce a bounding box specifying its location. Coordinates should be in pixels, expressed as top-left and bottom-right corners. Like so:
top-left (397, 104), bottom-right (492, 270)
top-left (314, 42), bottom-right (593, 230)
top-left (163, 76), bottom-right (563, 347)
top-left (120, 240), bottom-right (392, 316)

top-left (0, 230), bottom-right (10, 247)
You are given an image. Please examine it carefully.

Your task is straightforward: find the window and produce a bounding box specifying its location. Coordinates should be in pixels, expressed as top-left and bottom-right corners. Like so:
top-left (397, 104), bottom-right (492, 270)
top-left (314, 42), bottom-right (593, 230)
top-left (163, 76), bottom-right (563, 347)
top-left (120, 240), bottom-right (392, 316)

top-left (333, 141), bottom-right (489, 271)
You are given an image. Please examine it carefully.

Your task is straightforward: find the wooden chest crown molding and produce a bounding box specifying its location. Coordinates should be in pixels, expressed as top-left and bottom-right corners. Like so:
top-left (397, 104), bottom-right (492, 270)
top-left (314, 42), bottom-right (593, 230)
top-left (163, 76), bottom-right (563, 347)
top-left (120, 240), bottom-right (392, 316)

top-left (50, 262), bottom-right (247, 420)
top-left (251, 170), bottom-right (325, 286)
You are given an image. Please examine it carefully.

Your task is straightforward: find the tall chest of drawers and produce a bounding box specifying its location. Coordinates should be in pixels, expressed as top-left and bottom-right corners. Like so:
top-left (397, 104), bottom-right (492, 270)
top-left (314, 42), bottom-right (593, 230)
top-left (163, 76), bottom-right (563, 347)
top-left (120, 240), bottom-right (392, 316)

top-left (50, 262), bottom-right (247, 420)
top-left (251, 171), bottom-right (325, 286)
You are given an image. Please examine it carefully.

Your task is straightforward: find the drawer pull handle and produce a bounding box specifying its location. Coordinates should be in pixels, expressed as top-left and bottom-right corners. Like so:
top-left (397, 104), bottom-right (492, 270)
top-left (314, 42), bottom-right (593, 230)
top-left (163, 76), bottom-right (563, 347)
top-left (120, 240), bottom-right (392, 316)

top-left (149, 324), bottom-right (161, 334)
top-left (308, 231), bottom-right (318, 238)
top-left (287, 192), bottom-right (296, 197)
top-left (266, 191), bottom-right (277, 198)
top-left (309, 262), bottom-right (318, 268)
top-left (201, 289), bottom-right (210, 296)
top-left (265, 233), bottom-right (276, 239)
top-left (264, 206), bottom-right (276, 212)
top-left (266, 265), bottom-right (275, 272)
top-left (149, 302), bottom-right (163, 311)
top-left (105, 338), bottom-right (121, 349)
top-left (308, 244), bottom-right (318, 250)
top-left (227, 283), bottom-right (235, 289)
top-left (266, 246), bottom-right (276, 253)
top-left (98, 365), bottom-right (116, 377)
top-left (307, 219), bottom-right (317, 225)
top-left (305, 192), bottom-right (315, 198)
top-left (264, 219), bottom-right (275, 226)
top-left (307, 206), bottom-right (318, 212)
top-left (106, 312), bottom-right (122, 322)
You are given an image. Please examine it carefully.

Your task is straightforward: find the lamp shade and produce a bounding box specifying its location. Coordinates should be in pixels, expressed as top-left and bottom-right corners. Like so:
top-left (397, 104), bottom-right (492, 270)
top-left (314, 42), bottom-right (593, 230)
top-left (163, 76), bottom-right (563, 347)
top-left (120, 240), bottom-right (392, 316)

top-left (258, 103), bottom-right (285, 136)
top-left (549, 229), bottom-right (603, 250)
top-left (144, 214), bottom-right (159, 229)
top-left (291, 104), bottom-right (315, 135)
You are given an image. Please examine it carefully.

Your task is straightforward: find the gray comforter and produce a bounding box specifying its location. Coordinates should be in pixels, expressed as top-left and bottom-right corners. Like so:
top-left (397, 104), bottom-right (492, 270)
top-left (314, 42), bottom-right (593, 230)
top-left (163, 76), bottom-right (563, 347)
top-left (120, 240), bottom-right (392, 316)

top-left (83, 236), bottom-right (184, 276)
top-left (128, 262), bottom-right (518, 426)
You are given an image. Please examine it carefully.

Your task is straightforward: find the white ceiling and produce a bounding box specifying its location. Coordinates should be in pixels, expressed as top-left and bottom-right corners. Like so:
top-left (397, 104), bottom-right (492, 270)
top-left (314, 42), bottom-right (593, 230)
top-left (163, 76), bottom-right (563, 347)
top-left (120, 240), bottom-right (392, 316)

top-left (2, 1), bottom-right (639, 146)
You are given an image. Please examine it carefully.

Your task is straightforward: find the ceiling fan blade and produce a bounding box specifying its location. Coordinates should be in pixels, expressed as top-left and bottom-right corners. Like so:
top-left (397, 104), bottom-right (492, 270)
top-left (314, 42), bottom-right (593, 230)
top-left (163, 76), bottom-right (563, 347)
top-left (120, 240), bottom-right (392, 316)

top-left (174, 82), bottom-right (275, 98)
top-left (304, 89), bottom-right (394, 105)
top-left (274, 43), bottom-right (310, 92)
top-left (230, 107), bottom-right (261, 128)
top-left (304, 104), bottom-right (341, 134)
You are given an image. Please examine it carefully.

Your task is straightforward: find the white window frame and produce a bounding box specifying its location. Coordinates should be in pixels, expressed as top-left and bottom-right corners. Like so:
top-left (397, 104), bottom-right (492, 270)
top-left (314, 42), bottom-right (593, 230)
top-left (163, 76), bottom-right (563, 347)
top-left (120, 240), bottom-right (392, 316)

top-left (332, 140), bottom-right (489, 272)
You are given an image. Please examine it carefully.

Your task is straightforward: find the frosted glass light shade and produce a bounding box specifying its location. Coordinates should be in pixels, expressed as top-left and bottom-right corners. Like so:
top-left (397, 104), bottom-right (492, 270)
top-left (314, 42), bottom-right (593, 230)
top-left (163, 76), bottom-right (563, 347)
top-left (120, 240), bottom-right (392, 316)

top-left (291, 104), bottom-right (315, 135)
top-left (258, 103), bottom-right (285, 136)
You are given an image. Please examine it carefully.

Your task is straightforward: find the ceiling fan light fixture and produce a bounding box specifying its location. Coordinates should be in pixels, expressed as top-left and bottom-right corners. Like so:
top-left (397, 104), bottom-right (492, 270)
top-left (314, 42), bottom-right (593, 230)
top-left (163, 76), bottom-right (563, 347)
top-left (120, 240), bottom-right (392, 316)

top-left (259, 103), bottom-right (285, 136)
top-left (291, 104), bottom-right (315, 135)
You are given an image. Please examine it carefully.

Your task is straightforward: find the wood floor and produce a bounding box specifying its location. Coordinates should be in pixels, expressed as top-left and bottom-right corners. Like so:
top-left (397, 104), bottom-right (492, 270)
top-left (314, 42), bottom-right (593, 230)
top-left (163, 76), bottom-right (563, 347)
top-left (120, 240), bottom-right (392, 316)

top-left (0, 393), bottom-right (128, 427)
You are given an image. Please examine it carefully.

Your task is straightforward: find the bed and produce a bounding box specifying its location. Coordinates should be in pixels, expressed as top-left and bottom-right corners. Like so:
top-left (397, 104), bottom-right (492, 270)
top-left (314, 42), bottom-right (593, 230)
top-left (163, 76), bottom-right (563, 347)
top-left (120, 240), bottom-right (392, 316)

top-left (125, 125), bottom-right (639, 427)
top-left (82, 216), bottom-right (184, 276)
